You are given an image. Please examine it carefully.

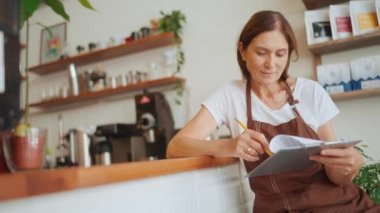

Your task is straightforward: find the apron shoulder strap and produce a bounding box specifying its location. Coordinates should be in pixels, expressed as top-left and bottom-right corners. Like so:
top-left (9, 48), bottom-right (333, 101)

top-left (282, 80), bottom-right (302, 118)
top-left (246, 80), bottom-right (253, 123)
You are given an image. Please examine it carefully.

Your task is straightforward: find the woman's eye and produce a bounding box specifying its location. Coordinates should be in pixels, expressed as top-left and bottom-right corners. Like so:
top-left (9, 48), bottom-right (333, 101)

top-left (276, 50), bottom-right (287, 57)
top-left (257, 52), bottom-right (266, 56)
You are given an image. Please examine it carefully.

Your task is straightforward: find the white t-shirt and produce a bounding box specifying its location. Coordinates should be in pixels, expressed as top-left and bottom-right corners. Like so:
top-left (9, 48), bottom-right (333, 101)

top-left (202, 77), bottom-right (339, 137)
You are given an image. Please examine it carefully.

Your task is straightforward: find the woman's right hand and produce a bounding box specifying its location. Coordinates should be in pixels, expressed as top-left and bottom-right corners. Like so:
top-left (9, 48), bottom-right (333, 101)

top-left (233, 129), bottom-right (269, 162)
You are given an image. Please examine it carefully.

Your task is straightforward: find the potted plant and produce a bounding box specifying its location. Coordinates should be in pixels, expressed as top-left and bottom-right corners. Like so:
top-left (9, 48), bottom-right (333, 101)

top-left (354, 146), bottom-right (380, 204)
top-left (2, 0), bottom-right (95, 172)
top-left (158, 10), bottom-right (186, 105)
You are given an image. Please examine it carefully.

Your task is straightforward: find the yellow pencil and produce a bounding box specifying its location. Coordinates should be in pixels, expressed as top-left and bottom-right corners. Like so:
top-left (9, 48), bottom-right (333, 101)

top-left (234, 118), bottom-right (273, 156)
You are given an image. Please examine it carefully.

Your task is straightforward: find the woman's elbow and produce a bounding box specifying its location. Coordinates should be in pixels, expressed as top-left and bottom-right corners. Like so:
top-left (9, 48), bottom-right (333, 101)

top-left (166, 138), bottom-right (178, 159)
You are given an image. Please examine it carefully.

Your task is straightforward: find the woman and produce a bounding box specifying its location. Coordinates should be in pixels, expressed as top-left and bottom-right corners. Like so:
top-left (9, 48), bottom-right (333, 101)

top-left (167, 10), bottom-right (379, 212)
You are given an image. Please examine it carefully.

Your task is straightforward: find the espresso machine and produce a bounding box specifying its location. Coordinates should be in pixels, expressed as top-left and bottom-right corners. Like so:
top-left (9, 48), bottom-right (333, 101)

top-left (94, 123), bottom-right (142, 163)
top-left (94, 91), bottom-right (175, 163)
top-left (135, 91), bottom-right (175, 160)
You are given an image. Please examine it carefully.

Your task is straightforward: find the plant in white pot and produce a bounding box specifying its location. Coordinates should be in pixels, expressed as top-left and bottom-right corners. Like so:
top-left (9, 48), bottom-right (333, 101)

top-left (3, 0), bottom-right (95, 172)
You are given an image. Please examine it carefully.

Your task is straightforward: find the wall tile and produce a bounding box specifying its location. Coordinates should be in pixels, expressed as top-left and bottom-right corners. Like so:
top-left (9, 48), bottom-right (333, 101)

top-left (195, 185), bottom-right (223, 213)
top-left (159, 170), bottom-right (195, 196)
top-left (220, 182), bottom-right (243, 211)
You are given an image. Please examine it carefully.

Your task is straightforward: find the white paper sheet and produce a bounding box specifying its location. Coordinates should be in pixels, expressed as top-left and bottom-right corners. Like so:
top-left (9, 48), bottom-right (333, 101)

top-left (0, 31), bottom-right (4, 93)
top-left (269, 135), bottom-right (323, 153)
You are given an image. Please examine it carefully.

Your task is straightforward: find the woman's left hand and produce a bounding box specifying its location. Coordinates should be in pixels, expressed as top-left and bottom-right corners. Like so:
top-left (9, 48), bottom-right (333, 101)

top-left (309, 146), bottom-right (363, 184)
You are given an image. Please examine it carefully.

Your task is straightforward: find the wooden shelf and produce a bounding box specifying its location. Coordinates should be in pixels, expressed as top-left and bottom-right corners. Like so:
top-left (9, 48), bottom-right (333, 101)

top-left (330, 87), bottom-right (380, 101)
top-left (308, 30), bottom-right (380, 55)
top-left (302, 0), bottom-right (348, 10)
top-left (29, 77), bottom-right (183, 108)
top-left (303, 0), bottom-right (380, 102)
top-left (29, 33), bottom-right (175, 75)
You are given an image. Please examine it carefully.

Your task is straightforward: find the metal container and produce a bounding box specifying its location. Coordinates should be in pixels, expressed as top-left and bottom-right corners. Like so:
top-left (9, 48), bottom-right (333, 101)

top-left (95, 141), bottom-right (112, 166)
top-left (65, 129), bottom-right (92, 167)
top-left (68, 63), bottom-right (79, 96)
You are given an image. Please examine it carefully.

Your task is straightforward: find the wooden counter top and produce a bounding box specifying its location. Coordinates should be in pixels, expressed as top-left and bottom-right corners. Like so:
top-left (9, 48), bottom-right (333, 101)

top-left (0, 156), bottom-right (237, 201)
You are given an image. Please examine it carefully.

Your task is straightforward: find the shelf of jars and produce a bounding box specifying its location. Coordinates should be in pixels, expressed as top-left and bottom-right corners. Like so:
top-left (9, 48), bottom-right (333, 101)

top-left (308, 30), bottom-right (380, 55)
top-left (330, 87), bottom-right (380, 101)
top-left (302, 0), bottom-right (348, 10)
top-left (29, 76), bottom-right (184, 108)
top-left (28, 33), bottom-right (175, 75)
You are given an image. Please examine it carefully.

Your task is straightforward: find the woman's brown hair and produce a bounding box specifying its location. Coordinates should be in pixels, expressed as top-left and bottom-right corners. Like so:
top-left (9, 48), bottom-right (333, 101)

top-left (237, 10), bottom-right (298, 81)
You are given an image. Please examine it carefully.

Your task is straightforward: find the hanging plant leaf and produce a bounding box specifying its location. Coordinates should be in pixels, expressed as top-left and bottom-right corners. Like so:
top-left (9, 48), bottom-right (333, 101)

top-left (20, 0), bottom-right (40, 27)
top-left (158, 10), bottom-right (186, 104)
top-left (78, 0), bottom-right (95, 11)
top-left (355, 145), bottom-right (373, 161)
top-left (44, 0), bottom-right (70, 22)
top-left (159, 10), bottom-right (186, 43)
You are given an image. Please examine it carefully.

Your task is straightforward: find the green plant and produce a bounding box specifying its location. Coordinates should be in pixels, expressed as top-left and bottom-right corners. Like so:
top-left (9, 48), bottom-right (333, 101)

top-left (18, 0), bottom-right (94, 131)
top-left (20, 0), bottom-right (94, 26)
top-left (354, 145), bottom-right (380, 205)
top-left (158, 10), bottom-right (186, 105)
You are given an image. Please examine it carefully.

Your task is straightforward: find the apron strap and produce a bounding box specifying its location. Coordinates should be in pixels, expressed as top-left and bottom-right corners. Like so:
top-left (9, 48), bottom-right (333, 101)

top-left (246, 79), bottom-right (253, 124)
top-left (282, 80), bottom-right (302, 118)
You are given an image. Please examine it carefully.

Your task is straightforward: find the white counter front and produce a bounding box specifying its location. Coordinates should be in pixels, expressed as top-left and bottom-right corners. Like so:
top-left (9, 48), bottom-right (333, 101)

top-left (0, 157), bottom-right (253, 212)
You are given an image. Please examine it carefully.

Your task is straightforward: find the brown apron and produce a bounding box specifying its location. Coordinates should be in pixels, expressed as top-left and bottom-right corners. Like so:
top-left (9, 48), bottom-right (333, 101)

top-left (243, 80), bottom-right (379, 212)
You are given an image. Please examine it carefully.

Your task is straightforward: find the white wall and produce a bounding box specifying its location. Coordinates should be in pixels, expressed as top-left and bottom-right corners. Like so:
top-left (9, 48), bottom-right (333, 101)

top-left (22, 0), bottom-right (380, 161)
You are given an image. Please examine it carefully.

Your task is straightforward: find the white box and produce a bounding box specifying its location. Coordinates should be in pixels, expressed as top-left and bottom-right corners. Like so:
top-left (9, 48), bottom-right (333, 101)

top-left (350, 56), bottom-right (380, 90)
top-left (305, 9), bottom-right (332, 45)
top-left (330, 5), bottom-right (353, 39)
top-left (317, 63), bottom-right (352, 94)
top-left (350, 0), bottom-right (379, 35)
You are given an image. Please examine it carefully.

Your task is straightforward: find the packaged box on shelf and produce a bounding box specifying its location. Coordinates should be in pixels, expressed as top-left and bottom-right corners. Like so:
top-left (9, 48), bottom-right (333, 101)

top-left (350, 55), bottom-right (380, 90)
top-left (305, 9), bottom-right (332, 45)
top-left (317, 63), bottom-right (352, 94)
top-left (350, 0), bottom-right (379, 36)
top-left (330, 5), bottom-right (353, 40)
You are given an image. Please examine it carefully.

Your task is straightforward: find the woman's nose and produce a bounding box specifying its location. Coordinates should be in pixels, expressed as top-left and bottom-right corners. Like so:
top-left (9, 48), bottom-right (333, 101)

top-left (264, 55), bottom-right (275, 68)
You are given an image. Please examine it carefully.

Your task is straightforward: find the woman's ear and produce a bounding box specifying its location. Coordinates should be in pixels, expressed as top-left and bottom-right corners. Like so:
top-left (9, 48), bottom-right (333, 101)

top-left (238, 42), bottom-right (246, 61)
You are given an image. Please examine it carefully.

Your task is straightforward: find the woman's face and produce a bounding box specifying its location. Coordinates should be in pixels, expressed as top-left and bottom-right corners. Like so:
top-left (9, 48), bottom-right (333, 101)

top-left (240, 30), bottom-right (289, 86)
